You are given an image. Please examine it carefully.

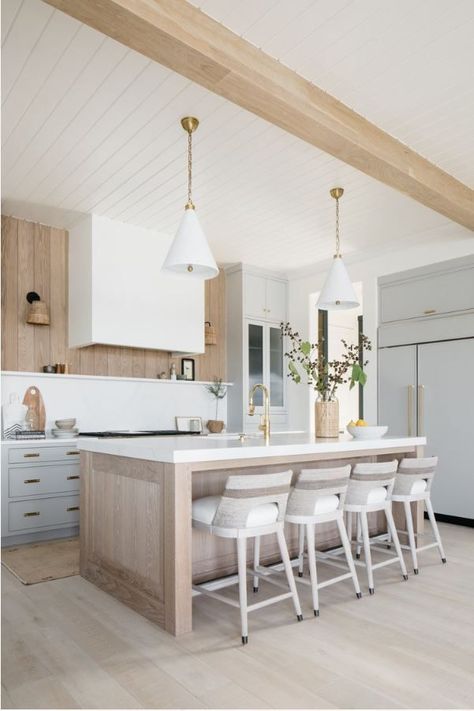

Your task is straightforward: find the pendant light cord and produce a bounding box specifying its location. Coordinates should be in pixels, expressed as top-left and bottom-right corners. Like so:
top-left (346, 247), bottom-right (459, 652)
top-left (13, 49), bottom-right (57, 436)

top-left (187, 130), bottom-right (194, 209)
top-left (335, 196), bottom-right (340, 257)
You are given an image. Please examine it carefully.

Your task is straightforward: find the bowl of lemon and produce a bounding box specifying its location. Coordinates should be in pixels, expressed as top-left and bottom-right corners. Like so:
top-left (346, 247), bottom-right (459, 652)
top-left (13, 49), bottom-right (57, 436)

top-left (347, 419), bottom-right (388, 440)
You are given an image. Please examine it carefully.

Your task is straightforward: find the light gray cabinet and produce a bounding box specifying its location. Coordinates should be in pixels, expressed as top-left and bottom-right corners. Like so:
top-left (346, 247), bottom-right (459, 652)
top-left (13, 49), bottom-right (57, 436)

top-left (1, 442), bottom-right (80, 546)
top-left (418, 339), bottom-right (474, 519)
top-left (379, 256), bottom-right (474, 324)
top-left (226, 265), bottom-right (288, 432)
top-left (378, 345), bottom-right (417, 437)
top-left (378, 256), bottom-right (474, 521)
top-left (379, 339), bottom-right (474, 518)
top-left (243, 271), bottom-right (287, 322)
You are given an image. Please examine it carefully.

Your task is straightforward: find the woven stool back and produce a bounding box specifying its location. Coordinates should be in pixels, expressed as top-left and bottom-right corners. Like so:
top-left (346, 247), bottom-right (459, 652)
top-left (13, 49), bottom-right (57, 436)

top-left (286, 465), bottom-right (351, 517)
top-left (212, 470), bottom-right (293, 528)
top-left (346, 460), bottom-right (398, 506)
top-left (393, 456), bottom-right (438, 496)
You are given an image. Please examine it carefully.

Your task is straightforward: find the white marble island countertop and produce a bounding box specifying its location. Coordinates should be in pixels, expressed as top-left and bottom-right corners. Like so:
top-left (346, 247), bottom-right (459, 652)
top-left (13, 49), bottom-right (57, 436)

top-left (77, 432), bottom-right (426, 464)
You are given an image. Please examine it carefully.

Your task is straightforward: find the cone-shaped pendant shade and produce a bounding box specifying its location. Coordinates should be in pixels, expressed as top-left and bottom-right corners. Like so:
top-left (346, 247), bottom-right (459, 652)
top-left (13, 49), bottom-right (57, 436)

top-left (163, 207), bottom-right (218, 279)
top-left (317, 255), bottom-right (359, 310)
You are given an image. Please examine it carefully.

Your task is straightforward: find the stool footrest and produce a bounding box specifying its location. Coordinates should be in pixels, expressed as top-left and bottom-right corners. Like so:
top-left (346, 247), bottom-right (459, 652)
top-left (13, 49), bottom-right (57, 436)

top-left (192, 585), bottom-right (241, 608)
top-left (247, 592), bottom-right (293, 613)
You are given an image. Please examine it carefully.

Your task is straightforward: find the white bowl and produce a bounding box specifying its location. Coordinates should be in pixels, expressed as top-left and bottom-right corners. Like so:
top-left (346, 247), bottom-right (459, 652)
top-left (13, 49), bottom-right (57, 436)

top-left (347, 425), bottom-right (388, 440)
top-left (55, 418), bottom-right (76, 429)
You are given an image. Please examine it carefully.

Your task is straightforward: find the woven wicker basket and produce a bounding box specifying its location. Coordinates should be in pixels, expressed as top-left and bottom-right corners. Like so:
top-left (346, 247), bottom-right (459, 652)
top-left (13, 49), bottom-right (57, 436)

top-left (315, 399), bottom-right (339, 438)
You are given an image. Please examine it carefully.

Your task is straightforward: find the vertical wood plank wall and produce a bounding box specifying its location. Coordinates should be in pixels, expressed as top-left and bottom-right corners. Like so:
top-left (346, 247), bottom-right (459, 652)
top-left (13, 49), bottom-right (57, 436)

top-left (1, 216), bottom-right (226, 381)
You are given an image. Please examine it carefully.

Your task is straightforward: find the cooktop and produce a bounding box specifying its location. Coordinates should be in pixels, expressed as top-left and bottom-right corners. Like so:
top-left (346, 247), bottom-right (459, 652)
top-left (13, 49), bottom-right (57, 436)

top-left (79, 430), bottom-right (201, 438)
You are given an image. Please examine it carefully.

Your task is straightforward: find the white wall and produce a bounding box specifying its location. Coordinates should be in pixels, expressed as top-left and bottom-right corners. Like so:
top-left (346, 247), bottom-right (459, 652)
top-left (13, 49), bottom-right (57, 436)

top-left (1, 373), bottom-right (229, 434)
top-left (288, 226), bottom-right (474, 431)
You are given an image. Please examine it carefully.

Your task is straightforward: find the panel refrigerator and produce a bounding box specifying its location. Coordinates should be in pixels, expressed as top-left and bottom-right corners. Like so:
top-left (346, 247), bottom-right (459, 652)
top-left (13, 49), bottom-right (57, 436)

top-left (379, 338), bottom-right (474, 520)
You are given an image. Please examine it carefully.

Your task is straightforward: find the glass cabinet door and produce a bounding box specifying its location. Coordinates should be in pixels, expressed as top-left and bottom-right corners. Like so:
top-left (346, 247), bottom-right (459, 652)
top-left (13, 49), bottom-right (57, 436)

top-left (269, 326), bottom-right (284, 407)
top-left (248, 323), bottom-right (264, 406)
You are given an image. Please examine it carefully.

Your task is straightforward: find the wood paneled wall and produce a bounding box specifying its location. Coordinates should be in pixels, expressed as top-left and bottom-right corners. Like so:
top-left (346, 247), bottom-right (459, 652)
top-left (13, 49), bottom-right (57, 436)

top-left (1, 216), bottom-right (226, 381)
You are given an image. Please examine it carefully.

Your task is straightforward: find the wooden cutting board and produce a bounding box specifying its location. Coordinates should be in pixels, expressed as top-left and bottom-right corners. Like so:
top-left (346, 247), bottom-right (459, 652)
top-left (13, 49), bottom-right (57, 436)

top-left (22, 386), bottom-right (46, 431)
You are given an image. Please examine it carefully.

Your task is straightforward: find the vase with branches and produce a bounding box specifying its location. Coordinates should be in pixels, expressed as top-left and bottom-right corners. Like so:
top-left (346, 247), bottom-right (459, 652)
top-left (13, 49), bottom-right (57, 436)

top-left (281, 322), bottom-right (372, 437)
top-left (205, 378), bottom-right (227, 433)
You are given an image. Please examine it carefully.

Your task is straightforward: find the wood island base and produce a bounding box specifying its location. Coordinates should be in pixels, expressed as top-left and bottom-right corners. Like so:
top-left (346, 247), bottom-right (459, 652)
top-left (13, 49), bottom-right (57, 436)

top-left (80, 443), bottom-right (424, 636)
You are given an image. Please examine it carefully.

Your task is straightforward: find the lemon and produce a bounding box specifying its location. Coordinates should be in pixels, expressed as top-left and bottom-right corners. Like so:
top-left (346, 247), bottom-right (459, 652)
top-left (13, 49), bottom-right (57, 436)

top-left (347, 420), bottom-right (356, 427)
top-left (355, 419), bottom-right (368, 427)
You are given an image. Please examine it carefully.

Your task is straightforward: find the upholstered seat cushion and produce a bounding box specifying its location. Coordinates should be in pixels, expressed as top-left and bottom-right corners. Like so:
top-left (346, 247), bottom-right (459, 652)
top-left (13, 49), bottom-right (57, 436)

top-left (192, 495), bottom-right (279, 528)
top-left (313, 494), bottom-right (340, 514)
top-left (367, 487), bottom-right (388, 504)
top-left (410, 479), bottom-right (428, 495)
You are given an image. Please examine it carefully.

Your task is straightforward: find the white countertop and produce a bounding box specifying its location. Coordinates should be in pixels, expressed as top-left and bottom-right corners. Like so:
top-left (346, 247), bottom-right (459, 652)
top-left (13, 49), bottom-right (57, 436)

top-left (76, 433), bottom-right (426, 464)
top-left (1, 437), bottom-right (81, 446)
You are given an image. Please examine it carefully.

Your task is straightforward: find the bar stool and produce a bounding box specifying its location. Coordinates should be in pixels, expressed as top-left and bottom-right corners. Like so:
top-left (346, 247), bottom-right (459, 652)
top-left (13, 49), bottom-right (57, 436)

top-left (389, 456), bottom-right (446, 574)
top-left (284, 465), bottom-right (362, 617)
top-left (192, 470), bottom-right (303, 645)
top-left (344, 460), bottom-right (408, 594)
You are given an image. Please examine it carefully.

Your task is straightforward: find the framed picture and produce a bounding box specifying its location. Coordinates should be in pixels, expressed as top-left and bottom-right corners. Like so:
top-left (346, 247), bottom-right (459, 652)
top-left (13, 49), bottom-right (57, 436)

top-left (175, 416), bottom-right (202, 433)
top-left (181, 358), bottom-right (195, 381)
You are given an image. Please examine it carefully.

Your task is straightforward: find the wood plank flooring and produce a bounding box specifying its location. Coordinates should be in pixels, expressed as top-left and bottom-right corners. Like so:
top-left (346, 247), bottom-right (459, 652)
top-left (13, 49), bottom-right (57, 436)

top-left (2, 522), bottom-right (473, 709)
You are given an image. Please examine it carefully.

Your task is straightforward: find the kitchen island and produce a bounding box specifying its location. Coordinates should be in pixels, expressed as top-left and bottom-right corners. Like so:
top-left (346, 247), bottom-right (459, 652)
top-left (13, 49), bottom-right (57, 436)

top-left (78, 433), bottom-right (425, 636)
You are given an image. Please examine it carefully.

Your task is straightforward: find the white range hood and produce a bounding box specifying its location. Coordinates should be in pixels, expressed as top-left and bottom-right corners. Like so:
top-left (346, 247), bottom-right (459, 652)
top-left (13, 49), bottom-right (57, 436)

top-left (68, 214), bottom-right (205, 354)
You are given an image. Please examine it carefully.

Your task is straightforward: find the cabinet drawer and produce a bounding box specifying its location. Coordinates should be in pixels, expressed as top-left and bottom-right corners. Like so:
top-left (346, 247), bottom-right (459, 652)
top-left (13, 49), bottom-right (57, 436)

top-left (9, 464), bottom-right (80, 498)
top-left (8, 495), bottom-right (80, 532)
top-left (8, 445), bottom-right (80, 464)
top-left (380, 265), bottom-right (474, 323)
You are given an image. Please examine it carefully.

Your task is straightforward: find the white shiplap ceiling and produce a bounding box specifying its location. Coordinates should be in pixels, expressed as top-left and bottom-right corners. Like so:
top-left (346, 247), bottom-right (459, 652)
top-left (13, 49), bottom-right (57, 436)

top-left (189, 0), bottom-right (474, 188)
top-left (1, 0), bottom-right (473, 273)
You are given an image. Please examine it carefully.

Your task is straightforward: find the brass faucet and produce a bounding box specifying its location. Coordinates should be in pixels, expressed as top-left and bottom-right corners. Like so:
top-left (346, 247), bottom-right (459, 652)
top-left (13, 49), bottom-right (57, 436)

top-left (248, 383), bottom-right (270, 445)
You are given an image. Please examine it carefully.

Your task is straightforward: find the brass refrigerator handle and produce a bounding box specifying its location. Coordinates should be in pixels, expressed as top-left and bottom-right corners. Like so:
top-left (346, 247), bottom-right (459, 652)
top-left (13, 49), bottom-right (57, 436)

top-left (407, 385), bottom-right (414, 436)
top-left (417, 385), bottom-right (425, 436)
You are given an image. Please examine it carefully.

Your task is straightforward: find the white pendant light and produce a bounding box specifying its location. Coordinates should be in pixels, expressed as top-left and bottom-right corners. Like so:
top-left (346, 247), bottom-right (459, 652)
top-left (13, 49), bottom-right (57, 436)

top-left (317, 187), bottom-right (359, 310)
top-left (163, 117), bottom-right (218, 280)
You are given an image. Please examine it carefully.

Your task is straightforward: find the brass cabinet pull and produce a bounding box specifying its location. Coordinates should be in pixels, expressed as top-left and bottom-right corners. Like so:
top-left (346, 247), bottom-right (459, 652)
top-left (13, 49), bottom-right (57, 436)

top-left (67, 505), bottom-right (79, 512)
top-left (24, 478), bottom-right (40, 484)
top-left (66, 451), bottom-right (79, 456)
top-left (407, 385), bottom-right (414, 436)
top-left (67, 475), bottom-right (80, 480)
top-left (417, 385), bottom-right (425, 435)
top-left (24, 453), bottom-right (40, 458)
top-left (423, 309), bottom-right (436, 315)
top-left (24, 511), bottom-right (40, 517)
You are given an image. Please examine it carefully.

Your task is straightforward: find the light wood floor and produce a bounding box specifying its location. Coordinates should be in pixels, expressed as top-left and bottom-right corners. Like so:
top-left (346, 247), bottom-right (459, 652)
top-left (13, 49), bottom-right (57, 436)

top-left (2, 522), bottom-right (473, 709)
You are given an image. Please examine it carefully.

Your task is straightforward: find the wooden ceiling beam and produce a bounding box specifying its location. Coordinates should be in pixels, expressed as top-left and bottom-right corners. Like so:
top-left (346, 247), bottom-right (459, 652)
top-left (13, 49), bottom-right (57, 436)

top-left (43, 0), bottom-right (474, 231)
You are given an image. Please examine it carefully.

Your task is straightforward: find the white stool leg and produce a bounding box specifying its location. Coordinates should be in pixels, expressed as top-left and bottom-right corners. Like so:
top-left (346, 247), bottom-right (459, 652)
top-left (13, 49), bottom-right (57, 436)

top-left (276, 528), bottom-right (303, 621)
top-left (298, 524), bottom-right (305, 577)
top-left (425, 497), bottom-right (447, 563)
top-left (404, 500), bottom-right (419, 574)
top-left (356, 513), bottom-right (362, 559)
top-left (237, 537), bottom-right (249, 645)
top-left (360, 511), bottom-right (375, 594)
top-left (253, 536), bottom-right (260, 592)
top-left (385, 504), bottom-right (408, 580)
top-left (305, 523), bottom-right (320, 616)
top-left (336, 516), bottom-right (362, 599)
top-left (346, 511), bottom-right (353, 543)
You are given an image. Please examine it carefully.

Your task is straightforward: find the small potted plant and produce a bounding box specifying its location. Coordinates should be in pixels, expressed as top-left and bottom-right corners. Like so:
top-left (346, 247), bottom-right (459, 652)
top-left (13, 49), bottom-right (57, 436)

top-left (281, 322), bottom-right (372, 438)
top-left (205, 378), bottom-right (227, 433)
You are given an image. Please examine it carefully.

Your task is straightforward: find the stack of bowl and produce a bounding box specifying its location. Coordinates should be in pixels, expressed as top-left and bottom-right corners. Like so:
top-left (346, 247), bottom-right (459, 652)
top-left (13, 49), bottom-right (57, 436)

top-left (52, 418), bottom-right (78, 438)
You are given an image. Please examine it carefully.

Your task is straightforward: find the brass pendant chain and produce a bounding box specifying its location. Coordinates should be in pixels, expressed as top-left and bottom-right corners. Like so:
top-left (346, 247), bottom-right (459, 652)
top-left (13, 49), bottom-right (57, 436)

top-left (186, 130), bottom-right (194, 209)
top-left (335, 196), bottom-right (340, 257)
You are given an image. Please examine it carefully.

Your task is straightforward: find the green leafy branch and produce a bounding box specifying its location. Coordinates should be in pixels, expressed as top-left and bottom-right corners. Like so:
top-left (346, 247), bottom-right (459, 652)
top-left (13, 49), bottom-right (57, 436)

top-left (281, 322), bottom-right (372, 400)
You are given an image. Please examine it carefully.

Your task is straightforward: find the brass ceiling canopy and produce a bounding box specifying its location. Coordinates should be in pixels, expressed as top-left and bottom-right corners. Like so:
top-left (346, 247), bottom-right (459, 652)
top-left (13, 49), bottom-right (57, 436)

top-left (330, 187), bottom-right (344, 200)
top-left (180, 116), bottom-right (199, 134)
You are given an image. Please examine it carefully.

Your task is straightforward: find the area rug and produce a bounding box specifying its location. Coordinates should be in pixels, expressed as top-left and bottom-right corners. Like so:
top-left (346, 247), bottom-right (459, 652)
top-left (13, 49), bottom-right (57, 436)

top-left (2, 537), bottom-right (79, 584)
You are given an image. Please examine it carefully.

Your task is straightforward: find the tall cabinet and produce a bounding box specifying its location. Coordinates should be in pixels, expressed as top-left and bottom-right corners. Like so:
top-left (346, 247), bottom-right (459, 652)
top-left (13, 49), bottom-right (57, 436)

top-left (378, 256), bottom-right (474, 521)
top-left (226, 265), bottom-right (288, 433)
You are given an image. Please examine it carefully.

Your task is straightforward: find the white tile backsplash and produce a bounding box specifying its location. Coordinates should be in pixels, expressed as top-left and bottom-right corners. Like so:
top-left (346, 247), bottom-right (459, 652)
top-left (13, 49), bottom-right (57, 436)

top-left (1, 373), bottom-right (229, 433)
